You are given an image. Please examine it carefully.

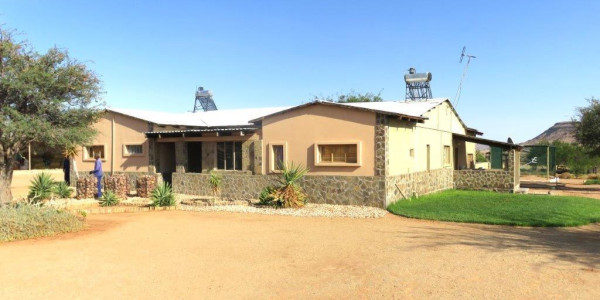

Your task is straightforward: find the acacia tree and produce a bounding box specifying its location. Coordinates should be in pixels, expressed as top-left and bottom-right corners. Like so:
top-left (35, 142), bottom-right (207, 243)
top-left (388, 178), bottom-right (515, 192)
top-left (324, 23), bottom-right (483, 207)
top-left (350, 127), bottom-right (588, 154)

top-left (575, 97), bottom-right (600, 155)
top-left (0, 27), bottom-right (103, 203)
top-left (314, 90), bottom-right (383, 103)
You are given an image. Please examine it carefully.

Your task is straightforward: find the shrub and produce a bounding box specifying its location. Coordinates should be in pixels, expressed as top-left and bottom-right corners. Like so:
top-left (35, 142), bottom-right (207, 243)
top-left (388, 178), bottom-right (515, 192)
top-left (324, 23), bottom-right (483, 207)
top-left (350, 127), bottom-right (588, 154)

top-left (0, 205), bottom-right (84, 242)
top-left (558, 172), bottom-right (572, 179)
top-left (584, 179), bottom-right (600, 185)
top-left (151, 182), bottom-right (176, 207)
top-left (208, 171), bottom-right (222, 197)
top-left (261, 162), bottom-right (309, 208)
top-left (587, 174), bottom-right (599, 180)
top-left (98, 191), bottom-right (120, 207)
top-left (259, 186), bottom-right (277, 205)
top-left (28, 172), bottom-right (55, 203)
top-left (54, 182), bottom-right (73, 199)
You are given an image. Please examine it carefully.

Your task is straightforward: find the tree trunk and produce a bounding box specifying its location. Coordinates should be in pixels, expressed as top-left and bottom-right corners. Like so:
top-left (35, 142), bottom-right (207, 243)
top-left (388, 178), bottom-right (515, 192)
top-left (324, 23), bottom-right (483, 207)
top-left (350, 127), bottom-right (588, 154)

top-left (0, 166), bottom-right (14, 204)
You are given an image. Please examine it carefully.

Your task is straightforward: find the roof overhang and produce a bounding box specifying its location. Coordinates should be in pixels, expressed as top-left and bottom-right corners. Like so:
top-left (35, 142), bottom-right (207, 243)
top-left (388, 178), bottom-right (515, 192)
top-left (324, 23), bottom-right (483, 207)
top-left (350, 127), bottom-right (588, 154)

top-left (453, 133), bottom-right (522, 150)
top-left (249, 100), bottom-right (426, 123)
top-left (466, 127), bottom-right (484, 136)
top-left (145, 126), bottom-right (258, 138)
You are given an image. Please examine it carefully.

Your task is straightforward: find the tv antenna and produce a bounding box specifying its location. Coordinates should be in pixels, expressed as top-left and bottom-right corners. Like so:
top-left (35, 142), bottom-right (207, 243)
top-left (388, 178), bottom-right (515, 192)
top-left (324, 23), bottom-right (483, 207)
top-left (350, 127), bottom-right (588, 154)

top-left (453, 46), bottom-right (476, 108)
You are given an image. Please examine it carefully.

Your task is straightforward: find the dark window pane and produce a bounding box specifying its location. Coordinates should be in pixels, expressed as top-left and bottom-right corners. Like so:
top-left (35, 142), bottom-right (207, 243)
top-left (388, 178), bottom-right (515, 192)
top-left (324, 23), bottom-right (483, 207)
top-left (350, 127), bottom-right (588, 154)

top-left (234, 142), bottom-right (242, 170)
top-left (217, 142), bottom-right (225, 169)
top-left (225, 142), bottom-right (233, 170)
top-left (273, 145), bottom-right (284, 170)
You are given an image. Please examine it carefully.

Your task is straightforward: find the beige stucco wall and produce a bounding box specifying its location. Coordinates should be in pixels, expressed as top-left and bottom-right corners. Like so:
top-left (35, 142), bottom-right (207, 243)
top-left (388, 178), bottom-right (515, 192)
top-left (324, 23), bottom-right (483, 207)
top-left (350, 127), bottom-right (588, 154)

top-left (74, 112), bottom-right (150, 173)
top-left (262, 104), bottom-right (376, 176)
top-left (388, 101), bottom-right (476, 175)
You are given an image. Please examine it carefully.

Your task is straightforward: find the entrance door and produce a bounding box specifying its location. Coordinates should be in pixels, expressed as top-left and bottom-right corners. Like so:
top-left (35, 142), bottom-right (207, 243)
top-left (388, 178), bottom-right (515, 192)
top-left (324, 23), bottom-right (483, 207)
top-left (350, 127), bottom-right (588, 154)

top-left (158, 142), bottom-right (176, 184)
top-left (187, 142), bottom-right (202, 173)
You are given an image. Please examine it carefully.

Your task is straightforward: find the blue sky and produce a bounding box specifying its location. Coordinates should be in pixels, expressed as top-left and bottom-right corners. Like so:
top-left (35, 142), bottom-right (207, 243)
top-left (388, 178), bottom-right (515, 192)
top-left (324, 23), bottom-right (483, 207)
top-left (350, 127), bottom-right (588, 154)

top-left (1, 0), bottom-right (599, 142)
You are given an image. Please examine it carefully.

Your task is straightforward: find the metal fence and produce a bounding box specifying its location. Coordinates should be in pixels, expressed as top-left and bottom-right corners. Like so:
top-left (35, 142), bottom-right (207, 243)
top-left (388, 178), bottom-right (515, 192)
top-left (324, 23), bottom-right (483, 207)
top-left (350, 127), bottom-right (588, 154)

top-left (520, 145), bottom-right (556, 177)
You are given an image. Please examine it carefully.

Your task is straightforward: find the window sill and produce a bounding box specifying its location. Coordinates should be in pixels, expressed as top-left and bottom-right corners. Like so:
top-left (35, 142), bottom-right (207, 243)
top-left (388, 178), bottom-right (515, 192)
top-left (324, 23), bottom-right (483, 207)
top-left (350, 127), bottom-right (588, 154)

top-left (123, 154), bottom-right (145, 158)
top-left (314, 162), bottom-right (361, 167)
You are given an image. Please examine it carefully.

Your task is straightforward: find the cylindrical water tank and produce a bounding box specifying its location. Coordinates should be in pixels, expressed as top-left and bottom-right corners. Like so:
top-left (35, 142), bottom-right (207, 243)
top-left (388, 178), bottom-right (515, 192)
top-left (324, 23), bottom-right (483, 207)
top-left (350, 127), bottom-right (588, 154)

top-left (404, 72), bottom-right (432, 83)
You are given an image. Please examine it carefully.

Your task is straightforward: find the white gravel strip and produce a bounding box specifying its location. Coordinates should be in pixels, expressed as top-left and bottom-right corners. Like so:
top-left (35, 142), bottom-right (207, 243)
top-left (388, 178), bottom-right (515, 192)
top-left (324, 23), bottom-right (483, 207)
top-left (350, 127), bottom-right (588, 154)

top-left (178, 203), bottom-right (388, 219)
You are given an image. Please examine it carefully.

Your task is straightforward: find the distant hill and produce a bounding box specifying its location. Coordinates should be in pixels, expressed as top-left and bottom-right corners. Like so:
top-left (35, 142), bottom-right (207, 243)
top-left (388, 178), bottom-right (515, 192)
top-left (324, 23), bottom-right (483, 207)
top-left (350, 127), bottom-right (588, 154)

top-left (521, 121), bottom-right (577, 145)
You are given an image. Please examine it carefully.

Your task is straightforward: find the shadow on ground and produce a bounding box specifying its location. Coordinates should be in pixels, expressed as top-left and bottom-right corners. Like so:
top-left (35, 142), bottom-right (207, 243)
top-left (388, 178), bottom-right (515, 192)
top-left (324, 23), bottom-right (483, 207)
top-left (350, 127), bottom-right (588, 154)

top-left (384, 219), bottom-right (600, 269)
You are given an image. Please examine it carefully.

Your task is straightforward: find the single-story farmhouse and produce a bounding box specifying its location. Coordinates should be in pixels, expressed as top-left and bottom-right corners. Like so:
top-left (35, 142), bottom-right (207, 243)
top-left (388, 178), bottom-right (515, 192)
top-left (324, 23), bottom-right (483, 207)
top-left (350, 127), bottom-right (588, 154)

top-left (74, 99), bottom-right (521, 207)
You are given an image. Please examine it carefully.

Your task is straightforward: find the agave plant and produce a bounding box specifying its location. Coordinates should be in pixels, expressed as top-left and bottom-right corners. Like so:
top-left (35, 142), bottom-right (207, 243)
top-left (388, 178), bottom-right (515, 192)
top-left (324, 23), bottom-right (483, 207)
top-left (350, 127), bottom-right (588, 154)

top-left (98, 191), bottom-right (120, 207)
top-left (63, 144), bottom-right (79, 158)
top-left (53, 182), bottom-right (73, 199)
top-left (151, 182), bottom-right (176, 207)
top-left (260, 162), bottom-right (309, 208)
top-left (208, 171), bottom-right (222, 197)
top-left (28, 172), bottom-right (55, 203)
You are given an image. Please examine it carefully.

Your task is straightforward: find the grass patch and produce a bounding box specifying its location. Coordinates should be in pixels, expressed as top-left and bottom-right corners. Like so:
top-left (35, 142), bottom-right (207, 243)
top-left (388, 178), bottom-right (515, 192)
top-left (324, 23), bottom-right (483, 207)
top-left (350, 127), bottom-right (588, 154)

top-left (0, 205), bottom-right (85, 242)
top-left (584, 179), bottom-right (600, 185)
top-left (387, 190), bottom-right (600, 227)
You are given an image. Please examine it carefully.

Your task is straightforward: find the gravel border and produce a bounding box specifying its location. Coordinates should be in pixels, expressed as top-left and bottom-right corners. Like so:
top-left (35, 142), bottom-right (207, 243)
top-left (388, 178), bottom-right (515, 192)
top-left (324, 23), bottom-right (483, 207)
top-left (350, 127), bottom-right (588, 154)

top-left (179, 203), bottom-right (388, 218)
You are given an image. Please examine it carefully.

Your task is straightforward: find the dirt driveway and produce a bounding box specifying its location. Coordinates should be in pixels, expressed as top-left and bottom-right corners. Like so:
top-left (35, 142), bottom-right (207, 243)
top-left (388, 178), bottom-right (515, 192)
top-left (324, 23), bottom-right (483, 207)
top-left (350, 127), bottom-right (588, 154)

top-left (1, 211), bottom-right (599, 299)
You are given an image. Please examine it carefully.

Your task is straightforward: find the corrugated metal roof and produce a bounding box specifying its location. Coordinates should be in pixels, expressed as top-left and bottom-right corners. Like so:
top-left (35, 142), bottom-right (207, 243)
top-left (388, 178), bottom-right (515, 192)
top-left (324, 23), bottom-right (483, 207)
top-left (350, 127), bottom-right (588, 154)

top-left (108, 106), bottom-right (291, 127)
top-left (339, 98), bottom-right (447, 118)
top-left (145, 127), bottom-right (258, 135)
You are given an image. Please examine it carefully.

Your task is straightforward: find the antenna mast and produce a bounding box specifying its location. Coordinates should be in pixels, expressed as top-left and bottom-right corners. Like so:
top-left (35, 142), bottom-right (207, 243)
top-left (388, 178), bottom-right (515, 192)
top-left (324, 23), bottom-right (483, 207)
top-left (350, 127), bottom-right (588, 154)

top-left (454, 46), bottom-right (476, 108)
top-left (193, 86), bottom-right (217, 112)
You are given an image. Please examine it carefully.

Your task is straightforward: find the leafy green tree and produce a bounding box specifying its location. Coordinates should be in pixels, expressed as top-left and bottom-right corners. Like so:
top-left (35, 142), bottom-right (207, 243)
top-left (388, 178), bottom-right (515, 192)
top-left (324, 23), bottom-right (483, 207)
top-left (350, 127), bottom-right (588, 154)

top-left (575, 97), bottom-right (600, 155)
top-left (475, 150), bottom-right (486, 162)
top-left (315, 90), bottom-right (383, 103)
top-left (0, 27), bottom-right (103, 203)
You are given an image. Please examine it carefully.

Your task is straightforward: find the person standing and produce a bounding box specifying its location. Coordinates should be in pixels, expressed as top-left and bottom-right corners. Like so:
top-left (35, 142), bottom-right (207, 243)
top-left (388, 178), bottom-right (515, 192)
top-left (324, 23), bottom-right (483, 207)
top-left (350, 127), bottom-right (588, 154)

top-left (63, 156), bottom-right (71, 185)
top-left (89, 154), bottom-right (103, 198)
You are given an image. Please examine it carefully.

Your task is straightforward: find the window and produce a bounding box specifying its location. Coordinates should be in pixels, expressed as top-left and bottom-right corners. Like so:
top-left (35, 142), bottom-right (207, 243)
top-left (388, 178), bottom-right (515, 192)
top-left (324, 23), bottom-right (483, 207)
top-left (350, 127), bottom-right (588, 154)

top-left (123, 144), bottom-right (143, 156)
top-left (467, 153), bottom-right (474, 169)
top-left (409, 149), bottom-right (414, 158)
top-left (444, 146), bottom-right (451, 165)
top-left (217, 141), bottom-right (242, 170)
top-left (270, 143), bottom-right (286, 172)
top-left (84, 145), bottom-right (105, 160)
top-left (314, 142), bottom-right (361, 166)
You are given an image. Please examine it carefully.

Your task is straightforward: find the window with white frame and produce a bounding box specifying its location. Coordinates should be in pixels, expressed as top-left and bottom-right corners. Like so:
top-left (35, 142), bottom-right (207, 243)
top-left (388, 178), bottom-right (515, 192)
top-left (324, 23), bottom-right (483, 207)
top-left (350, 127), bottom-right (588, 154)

top-left (124, 144), bottom-right (143, 156)
top-left (270, 143), bottom-right (286, 172)
top-left (84, 145), bottom-right (105, 160)
top-left (444, 145), bottom-right (451, 165)
top-left (314, 142), bottom-right (361, 166)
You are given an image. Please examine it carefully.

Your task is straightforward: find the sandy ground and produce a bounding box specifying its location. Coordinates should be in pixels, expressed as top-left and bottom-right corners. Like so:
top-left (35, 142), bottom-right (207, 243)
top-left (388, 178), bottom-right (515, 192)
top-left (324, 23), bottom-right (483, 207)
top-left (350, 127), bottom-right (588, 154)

top-left (0, 211), bottom-right (599, 299)
top-left (10, 169), bottom-right (64, 199)
top-left (521, 175), bottom-right (600, 199)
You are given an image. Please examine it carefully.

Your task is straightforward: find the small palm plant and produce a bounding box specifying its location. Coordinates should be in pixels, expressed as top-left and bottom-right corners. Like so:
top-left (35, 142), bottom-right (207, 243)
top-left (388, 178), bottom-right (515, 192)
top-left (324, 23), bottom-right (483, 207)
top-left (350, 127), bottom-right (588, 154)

top-left (151, 182), bottom-right (176, 207)
top-left (63, 145), bottom-right (79, 159)
top-left (99, 191), bottom-right (120, 207)
top-left (276, 162), bottom-right (309, 208)
top-left (28, 172), bottom-right (55, 203)
top-left (260, 162), bottom-right (309, 208)
top-left (208, 171), bottom-right (222, 198)
top-left (54, 181), bottom-right (73, 199)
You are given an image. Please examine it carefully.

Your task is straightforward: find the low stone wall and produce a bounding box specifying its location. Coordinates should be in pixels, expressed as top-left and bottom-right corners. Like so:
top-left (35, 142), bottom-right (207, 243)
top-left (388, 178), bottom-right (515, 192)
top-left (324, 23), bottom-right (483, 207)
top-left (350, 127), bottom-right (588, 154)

top-left (76, 171), bottom-right (160, 193)
top-left (172, 172), bottom-right (386, 207)
top-left (453, 170), bottom-right (514, 191)
top-left (385, 168), bottom-right (453, 206)
top-left (172, 172), bottom-right (278, 201)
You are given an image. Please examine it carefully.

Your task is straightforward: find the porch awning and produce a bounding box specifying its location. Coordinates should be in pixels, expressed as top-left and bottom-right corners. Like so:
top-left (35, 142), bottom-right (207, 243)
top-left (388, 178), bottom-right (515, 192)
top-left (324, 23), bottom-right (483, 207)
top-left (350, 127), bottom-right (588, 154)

top-left (145, 127), bottom-right (258, 138)
top-left (452, 133), bottom-right (522, 150)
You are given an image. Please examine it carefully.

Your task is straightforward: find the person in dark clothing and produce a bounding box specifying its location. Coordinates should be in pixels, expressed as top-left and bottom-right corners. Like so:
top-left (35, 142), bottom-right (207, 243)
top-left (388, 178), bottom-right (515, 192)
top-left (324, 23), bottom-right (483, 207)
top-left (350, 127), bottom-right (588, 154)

top-left (63, 157), bottom-right (71, 185)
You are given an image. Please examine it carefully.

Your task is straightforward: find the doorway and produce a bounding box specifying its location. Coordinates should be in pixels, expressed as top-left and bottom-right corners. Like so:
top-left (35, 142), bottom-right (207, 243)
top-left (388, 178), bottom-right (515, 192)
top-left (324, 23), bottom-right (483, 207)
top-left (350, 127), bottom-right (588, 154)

top-left (158, 142), bottom-right (176, 184)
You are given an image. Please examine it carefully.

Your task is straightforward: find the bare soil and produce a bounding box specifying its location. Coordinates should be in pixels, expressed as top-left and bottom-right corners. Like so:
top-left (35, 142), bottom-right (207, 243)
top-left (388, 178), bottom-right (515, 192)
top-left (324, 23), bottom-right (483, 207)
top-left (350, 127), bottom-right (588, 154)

top-left (1, 211), bottom-right (599, 299)
top-left (521, 175), bottom-right (600, 199)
